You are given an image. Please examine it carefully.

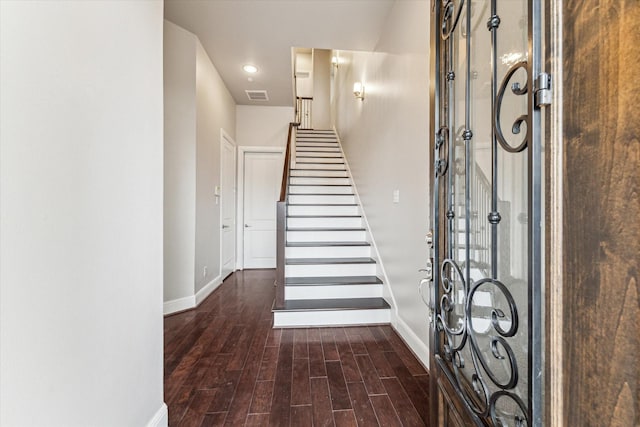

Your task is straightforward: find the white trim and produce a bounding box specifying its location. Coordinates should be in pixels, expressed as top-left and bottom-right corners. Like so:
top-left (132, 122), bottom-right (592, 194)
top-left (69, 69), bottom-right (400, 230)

top-left (196, 274), bottom-right (223, 306)
top-left (220, 128), bottom-right (237, 279)
top-left (163, 295), bottom-right (195, 315)
top-left (391, 312), bottom-right (430, 370)
top-left (236, 145), bottom-right (285, 270)
top-left (163, 275), bottom-right (222, 316)
top-left (332, 128), bottom-right (398, 315)
top-left (549, 1), bottom-right (564, 425)
top-left (145, 403), bottom-right (168, 427)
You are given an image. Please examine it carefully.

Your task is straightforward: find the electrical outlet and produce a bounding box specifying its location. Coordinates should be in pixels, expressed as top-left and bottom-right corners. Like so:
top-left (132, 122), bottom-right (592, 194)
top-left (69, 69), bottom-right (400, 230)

top-left (203, 266), bottom-right (208, 277)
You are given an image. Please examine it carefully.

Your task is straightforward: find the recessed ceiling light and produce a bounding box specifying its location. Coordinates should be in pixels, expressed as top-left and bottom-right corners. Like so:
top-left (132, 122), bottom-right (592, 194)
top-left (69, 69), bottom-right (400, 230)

top-left (243, 64), bottom-right (258, 73)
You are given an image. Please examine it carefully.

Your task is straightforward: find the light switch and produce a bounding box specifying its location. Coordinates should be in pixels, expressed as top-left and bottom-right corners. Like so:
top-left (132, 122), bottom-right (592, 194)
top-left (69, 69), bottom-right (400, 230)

top-left (393, 189), bottom-right (400, 204)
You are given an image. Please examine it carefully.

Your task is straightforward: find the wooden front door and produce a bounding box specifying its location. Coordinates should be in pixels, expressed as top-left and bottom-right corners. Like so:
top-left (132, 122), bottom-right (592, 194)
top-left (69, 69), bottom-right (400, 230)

top-left (428, 0), bottom-right (546, 425)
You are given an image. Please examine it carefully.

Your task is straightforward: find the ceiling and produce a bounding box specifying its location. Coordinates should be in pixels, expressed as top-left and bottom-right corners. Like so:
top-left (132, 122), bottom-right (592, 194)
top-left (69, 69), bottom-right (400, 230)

top-left (164, 0), bottom-right (395, 106)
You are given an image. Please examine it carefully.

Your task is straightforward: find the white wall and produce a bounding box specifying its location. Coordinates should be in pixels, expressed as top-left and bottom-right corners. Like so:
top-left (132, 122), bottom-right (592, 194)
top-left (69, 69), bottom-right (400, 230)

top-left (164, 21), bottom-right (197, 304)
top-left (312, 49), bottom-right (332, 129)
top-left (194, 41), bottom-right (236, 294)
top-left (163, 22), bottom-right (236, 312)
top-left (236, 105), bottom-right (294, 148)
top-left (0, 2), bottom-right (166, 426)
top-left (331, 0), bottom-right (431, 366)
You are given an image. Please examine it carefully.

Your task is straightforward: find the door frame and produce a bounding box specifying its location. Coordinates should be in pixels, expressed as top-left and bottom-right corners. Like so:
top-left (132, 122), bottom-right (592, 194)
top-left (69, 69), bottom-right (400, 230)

top-left (236, 145), bottom-right (285, 270)
top-left (545, 0), bottom-right (563, 424)
top-left (220, 129), bottom-right (237, 280)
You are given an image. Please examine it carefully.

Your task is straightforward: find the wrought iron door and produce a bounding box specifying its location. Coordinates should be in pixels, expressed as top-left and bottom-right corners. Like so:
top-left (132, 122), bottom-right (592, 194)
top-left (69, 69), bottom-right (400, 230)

top-left (428, 0), bottom-right (546, 425)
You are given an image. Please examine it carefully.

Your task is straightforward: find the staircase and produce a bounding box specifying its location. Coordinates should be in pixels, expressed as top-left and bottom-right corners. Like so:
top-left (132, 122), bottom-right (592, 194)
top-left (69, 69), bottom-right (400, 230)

top-left (272, 129), bottom-right (391, 327)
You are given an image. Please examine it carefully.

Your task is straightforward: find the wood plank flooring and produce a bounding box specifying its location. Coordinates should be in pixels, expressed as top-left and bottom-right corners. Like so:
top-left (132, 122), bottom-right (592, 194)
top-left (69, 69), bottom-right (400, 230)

top-left (164, 269), bottom-right (430, 426)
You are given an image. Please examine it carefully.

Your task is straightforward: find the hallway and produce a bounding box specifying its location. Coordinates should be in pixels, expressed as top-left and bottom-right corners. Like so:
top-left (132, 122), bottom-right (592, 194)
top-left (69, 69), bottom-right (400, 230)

top-left (164, 270), bottom-right (430, 426)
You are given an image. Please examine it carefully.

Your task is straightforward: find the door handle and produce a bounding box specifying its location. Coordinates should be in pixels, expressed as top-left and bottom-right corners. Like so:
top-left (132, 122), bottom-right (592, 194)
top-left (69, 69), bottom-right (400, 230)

top-left (222, 225), bottom-right (230, 229)
top-left (244, 224), bottom-right (251, 228)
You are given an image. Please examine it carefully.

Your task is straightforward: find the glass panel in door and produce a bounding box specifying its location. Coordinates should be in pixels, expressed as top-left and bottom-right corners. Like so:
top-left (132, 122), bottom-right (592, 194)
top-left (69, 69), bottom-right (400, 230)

top-left (430, 0), bottom-right (543, 425)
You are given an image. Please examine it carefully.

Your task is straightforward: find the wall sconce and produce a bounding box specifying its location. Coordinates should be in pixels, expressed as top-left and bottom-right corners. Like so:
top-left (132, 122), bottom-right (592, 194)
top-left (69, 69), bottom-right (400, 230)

top-left (353, 82), bottom-right (364, 100)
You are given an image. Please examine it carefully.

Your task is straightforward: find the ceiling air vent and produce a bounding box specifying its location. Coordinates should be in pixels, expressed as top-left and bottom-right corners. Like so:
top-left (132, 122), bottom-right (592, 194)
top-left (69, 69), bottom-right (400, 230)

top-left (245, 90), bottom-right (269, 101)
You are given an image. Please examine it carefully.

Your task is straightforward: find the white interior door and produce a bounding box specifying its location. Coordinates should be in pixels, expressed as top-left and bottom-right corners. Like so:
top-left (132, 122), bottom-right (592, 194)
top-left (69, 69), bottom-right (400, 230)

top-left (220, 134), bottom-right (236, 279)
top-left (243, 151), bottom-right (282, 268)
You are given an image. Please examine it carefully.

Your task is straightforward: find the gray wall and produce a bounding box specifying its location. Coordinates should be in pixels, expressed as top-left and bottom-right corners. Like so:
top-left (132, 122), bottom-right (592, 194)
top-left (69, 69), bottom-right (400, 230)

top-left (331, 0), bottom-right (431, 365)
top-left (312, 49), bottom-right (332, 129)
top-left (163, 21), bottom-right (236, 313)
top-left (164, 21), bottom-right (197, 304)
top-left (194, 41), bottom-right (237, 294)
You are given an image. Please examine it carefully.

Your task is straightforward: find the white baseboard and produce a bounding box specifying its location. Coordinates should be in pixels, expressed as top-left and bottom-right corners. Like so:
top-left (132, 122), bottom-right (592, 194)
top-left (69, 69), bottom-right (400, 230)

top-left (195, 274), bottom-right (222, 306)
top-left (392, 312), bottom-right (430, 370)
top-left (163, 295), bottom-right (195, 315)
top-left (146, 403), bottom-right (168, 427)
top-left (164, 275), bottom-right (222, 316)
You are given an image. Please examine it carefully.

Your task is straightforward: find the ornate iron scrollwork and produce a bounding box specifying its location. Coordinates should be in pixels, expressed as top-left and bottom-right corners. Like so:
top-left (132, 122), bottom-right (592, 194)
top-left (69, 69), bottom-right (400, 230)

top-left (494, 61), bottom-right (530, 153)
top-left (436, 126), bottom-right (450, 177)
top-left (441, 0), bottom-right (465, 40)
top-left (438, 256), bottom-right (528, 425)
top-left (432, 0), bottom-right (541, 425)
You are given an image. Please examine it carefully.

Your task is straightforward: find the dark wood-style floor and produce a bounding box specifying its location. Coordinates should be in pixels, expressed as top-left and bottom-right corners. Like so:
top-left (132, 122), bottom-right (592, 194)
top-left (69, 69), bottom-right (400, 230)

top-left (164, 269), bottom-right (430, 426)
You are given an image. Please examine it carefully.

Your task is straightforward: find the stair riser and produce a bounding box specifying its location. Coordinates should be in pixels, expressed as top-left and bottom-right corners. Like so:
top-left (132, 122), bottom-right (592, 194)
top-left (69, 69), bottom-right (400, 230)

top-left (289, 186), bottom-right (353, 195)
top-left (288, 205), bottom-right (359, 216)
top-left (296, 142), bottom-right (339, 148)
top-left (286, 230), bottom-right (366, 242)
top-left (290, 170), bottom-right (348, 177)
top-left (290, 177), bottom-right (351, 185)
top-left (296, 157), bottom-right (343, 163)
top-left (286, 263), bottom-right (376, 277)
top-left (288, 195), bottom-right (356, 205)
top-left (296, 137), bottom-right (337, 142)
top-left (285, 284), bottom-right (383, 300)
top-left (296, 142), bottom-right (338, 147)
top-left (293, 163), bottom-right (345, 170)
top-left (286, 245), bottom-right (371, 258)
top-left (273, 309), bottom-right (391, 328)
top-left (287, 217), bottom-right (362, 228)
top-left (294, 151), bottom-right (342, 157)
top-left (297, 130), bottom-right (334, 133)
top-left (296, 147), bottom-right (341, 153)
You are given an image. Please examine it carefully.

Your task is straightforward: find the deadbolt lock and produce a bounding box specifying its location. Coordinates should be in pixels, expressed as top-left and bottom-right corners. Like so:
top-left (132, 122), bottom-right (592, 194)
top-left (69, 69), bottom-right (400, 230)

top-left (425, 229), bottom-right (434, 248)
